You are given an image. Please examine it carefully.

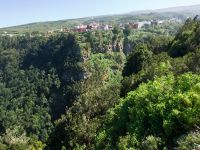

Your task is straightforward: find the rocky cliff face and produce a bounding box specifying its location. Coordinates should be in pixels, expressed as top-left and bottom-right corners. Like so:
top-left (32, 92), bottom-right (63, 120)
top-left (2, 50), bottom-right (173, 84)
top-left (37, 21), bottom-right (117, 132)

top-left (112, 40), bottom-right (124, 52)
top-left (123, 42), bottom-right (132, 54)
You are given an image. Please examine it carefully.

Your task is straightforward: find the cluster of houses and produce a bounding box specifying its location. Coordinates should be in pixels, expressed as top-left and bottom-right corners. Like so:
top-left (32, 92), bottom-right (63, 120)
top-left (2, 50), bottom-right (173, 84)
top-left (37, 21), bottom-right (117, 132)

top-left (0, 18), bottom-right (183, 37)
top-left (125, 18), bottom-right (182, 30)
top-left (46, 23), bottom-right (113, 36)
top-left (74, 23), bottom-right (113, 32)
top-left (48, 18), bottom-right (182, 34)
top-left (126, 20), bottom-right (163, 29)
top-left (0, 31), bottom-right (21, 37)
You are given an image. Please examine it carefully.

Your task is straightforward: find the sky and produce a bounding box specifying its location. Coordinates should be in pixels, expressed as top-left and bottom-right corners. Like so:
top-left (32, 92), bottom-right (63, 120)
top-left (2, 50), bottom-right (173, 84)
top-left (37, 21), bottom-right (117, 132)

top-left (0, 0), bottom-right (200, 28)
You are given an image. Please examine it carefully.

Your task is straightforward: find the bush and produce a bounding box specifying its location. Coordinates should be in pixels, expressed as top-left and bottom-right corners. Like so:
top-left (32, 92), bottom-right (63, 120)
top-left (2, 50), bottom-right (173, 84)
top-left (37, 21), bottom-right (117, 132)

top-left (177, 131), bottom-right (200, 150)
top-left (0, 143), bottom-right (7, 150)
top-left (98, 73), bottom-right (200, 149)
top-left (118, 134), bottom-right (139, 150)
top-left (141, 136), bottom-right (164, 150)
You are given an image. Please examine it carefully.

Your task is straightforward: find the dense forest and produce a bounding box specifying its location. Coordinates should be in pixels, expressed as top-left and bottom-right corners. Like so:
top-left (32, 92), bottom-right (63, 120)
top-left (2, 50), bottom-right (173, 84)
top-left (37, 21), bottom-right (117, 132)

top-left (0, 16), bottom-right (200, 150)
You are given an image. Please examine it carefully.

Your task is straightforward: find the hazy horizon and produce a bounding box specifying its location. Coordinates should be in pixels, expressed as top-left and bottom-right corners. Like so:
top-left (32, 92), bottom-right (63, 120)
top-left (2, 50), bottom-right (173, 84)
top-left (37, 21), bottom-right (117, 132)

top-left (0, 0), bottom-right (200, 28)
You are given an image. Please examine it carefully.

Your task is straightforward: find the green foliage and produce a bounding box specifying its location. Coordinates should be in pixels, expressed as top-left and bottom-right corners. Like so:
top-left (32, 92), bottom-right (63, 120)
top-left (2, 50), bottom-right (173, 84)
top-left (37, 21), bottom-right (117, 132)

top-left (48, 52), bottom-right (125, 149)
top-left (121, 53), bottom-right (172, 96)
top-left (0, 143), bottom-right (7, 150)
top-left (141, 136), bottom-right (164, 150)
top-left (0, 33), bottom-right (85, 147)
top-left (118, 134), bottom-right (139, 150)
top-left (169, 18), bottom-right (200, 57)
top-left (177, 131), bottom-right (200, 150)
top-left (122, 44), bottom-right (153, 76)
top-left (1, 16), bottom-right (200, 150)
top-left (97, 73), bottom-right (200, 149)
top-left (29, 141), bottom-right (46, 150)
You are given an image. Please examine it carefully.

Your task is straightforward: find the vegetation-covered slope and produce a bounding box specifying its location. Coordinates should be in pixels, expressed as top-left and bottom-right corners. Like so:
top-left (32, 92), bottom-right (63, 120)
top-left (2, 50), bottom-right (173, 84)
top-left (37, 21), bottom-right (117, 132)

top-left (0, 15), bottom-right (200, 150)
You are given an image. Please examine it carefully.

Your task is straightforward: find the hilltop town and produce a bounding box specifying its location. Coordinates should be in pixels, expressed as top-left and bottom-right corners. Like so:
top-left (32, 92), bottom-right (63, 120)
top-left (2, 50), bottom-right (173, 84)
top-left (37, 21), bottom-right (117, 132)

top-left (0, 17), bottom-right (183, 37)
top-left (43, 18), bottom-right (183, 36)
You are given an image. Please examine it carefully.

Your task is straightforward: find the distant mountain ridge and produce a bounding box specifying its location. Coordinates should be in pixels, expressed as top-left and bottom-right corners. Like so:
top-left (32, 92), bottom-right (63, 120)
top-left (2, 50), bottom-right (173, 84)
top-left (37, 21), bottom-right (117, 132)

top-left (129, 4), bottom-right (200, 14)
top-left (152, 4), bottom-right (200, 13)
top-left (1, 4), bottom-right (200, 33)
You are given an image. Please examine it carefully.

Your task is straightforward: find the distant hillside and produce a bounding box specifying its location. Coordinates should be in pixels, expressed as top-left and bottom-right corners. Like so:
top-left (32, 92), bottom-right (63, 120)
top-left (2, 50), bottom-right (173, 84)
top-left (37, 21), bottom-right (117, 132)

top-left (152, 4), bottom-right (200, 14)
top-left (130, 4), bottom-right (200, 14)
top-left (0, 4), bottom-right (200, 33)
